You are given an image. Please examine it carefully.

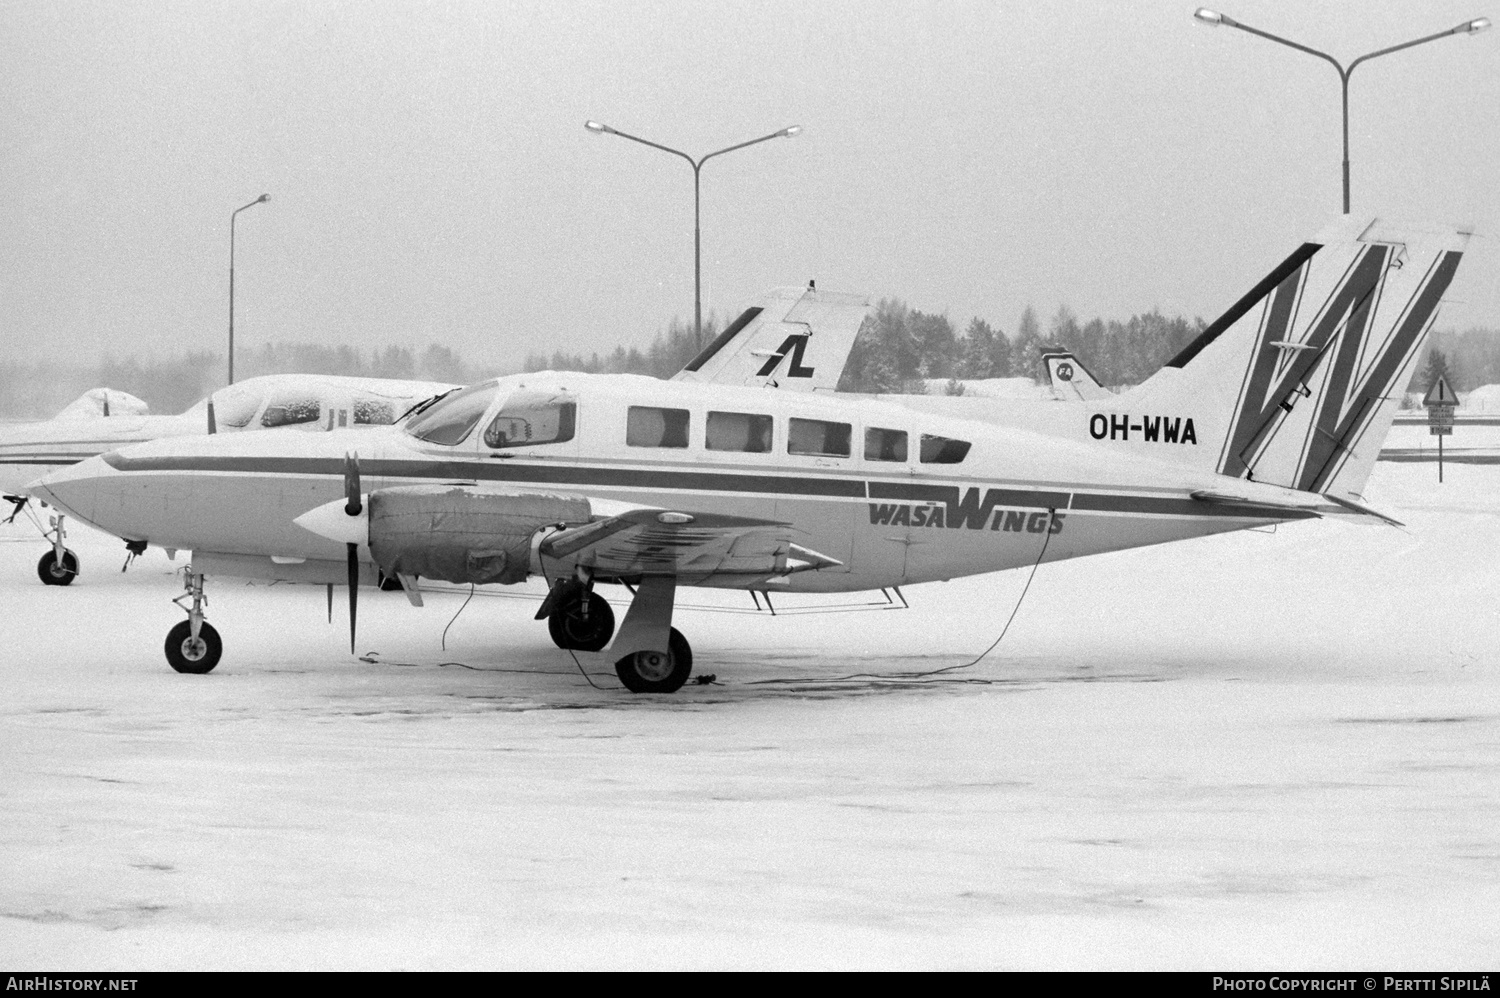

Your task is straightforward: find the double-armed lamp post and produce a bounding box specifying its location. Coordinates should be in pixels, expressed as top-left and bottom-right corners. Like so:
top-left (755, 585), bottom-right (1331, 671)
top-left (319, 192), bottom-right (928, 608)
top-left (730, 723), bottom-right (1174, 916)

top-left (1194, 9), bottom-right (1490, 214)
top-left (584, 120), bottom-right (801, 348)
top-left (228, 193), bottom-right (270, 385)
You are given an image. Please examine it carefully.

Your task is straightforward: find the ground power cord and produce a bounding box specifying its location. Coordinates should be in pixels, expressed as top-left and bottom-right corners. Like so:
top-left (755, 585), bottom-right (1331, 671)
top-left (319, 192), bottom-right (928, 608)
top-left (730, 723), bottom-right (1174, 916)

top-left (741, 508), bottom-right (1057, 688)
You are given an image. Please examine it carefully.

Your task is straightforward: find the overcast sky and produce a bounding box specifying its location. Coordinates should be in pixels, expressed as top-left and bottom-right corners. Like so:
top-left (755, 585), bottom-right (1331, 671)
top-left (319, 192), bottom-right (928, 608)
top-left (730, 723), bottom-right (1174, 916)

top-left (2, 0), bottom-right (1497, 372)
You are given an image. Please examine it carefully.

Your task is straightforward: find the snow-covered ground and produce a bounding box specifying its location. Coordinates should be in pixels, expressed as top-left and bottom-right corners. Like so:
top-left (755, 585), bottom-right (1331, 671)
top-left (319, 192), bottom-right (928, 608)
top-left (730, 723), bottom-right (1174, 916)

top-left (1, 460), bottom-right (1497, 969)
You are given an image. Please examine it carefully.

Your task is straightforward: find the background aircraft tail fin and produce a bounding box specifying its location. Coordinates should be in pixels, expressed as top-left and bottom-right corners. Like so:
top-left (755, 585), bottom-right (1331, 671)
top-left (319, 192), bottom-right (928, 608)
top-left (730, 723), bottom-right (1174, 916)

top-left (1112, 216), bottom-right (1468, 499)
top-left (1042, 350), bottom-right (1113, 401)
top-left (672, 286), bottom-right (871, 392)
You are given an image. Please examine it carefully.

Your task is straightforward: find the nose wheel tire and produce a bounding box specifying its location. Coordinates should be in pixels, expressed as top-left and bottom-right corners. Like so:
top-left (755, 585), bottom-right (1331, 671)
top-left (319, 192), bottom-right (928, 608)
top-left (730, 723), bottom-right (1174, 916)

top-left (37, 549), bottom-right (79, 586)
top-left (165, 620), bottom-right (222, 674)
top-left (614, 627), bottom-right (692, 693)
top-left (548, 592), bottom-right (616, 652)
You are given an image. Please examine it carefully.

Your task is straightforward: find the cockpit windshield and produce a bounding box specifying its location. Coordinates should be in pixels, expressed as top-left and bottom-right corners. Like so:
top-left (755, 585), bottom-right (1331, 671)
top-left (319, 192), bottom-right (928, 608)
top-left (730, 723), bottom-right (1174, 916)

top-left (212, 384), bottom-right (263, 428)
top-left (403, 381), bottom-right (500, 445)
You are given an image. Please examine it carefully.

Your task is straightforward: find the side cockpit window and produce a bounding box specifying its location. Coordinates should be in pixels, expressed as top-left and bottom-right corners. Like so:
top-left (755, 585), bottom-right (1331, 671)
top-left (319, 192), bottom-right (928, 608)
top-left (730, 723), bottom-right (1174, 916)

top-left (484, 391), bottom-right (577, 449)
top-left (261, 393), bottom-right (321, 428)
top-left (919, 433), bottom-right (971, 464)
top-left (353, 398), bottom-right (396, 425)
top-left (627, 406), bottom-right (690, 448)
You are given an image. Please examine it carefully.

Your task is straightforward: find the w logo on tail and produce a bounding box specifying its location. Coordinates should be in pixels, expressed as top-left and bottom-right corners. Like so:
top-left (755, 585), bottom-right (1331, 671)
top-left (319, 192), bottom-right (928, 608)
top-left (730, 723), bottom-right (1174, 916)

top-left (1218, 237), bottom-right (1462, 494)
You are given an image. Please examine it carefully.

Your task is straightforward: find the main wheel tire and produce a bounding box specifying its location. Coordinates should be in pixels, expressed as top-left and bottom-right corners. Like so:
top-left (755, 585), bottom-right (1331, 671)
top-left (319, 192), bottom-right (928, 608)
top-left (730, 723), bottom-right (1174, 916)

top-left (164, 620), bottom-right (222, 674)
top-left (548, 592), bottom-right (616, 652)
top-left (37, 549), bottom-right (79, 586)
top-left (377, 572), bottom-right (404, 592)
top-left (614, 627), bottom-right (692, 693)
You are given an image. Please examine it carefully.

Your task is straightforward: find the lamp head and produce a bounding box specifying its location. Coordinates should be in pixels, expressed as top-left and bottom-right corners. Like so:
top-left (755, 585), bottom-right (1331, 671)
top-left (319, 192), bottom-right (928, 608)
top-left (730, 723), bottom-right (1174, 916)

top-left (257, 193), bottom-right (270, 203)
top-left (1459, 16), bottom-right (1491, 33)
top-left (584, 120), bottom-right (611, 134)
top-left (780, 125), bottom-right (803, 138)
top-left (1193, 8), bottom-right (1225, 25)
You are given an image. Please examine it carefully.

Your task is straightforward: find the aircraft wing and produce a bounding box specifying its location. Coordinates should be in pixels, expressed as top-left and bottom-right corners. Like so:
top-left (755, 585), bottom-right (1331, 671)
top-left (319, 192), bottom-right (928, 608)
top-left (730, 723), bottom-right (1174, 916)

top-left (672, 286), bottom-right (871, 393)
top-left (538, 506), bottom-right (842, 583)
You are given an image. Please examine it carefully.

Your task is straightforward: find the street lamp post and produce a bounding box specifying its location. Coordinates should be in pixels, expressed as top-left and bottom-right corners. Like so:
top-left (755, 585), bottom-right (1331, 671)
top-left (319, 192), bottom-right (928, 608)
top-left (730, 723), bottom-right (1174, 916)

top-left (585, 120), bottom-right (801, 347)
top-left (1194, 9), bottom-right (1489, 213)
top-left (228, 193), bottom-right (270, 385)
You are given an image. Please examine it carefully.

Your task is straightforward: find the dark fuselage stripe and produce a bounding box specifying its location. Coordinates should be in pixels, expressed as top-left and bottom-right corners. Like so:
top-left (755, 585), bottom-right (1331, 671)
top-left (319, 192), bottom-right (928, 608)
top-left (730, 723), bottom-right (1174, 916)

top-left (100, 452), bottom-right (1312, 521)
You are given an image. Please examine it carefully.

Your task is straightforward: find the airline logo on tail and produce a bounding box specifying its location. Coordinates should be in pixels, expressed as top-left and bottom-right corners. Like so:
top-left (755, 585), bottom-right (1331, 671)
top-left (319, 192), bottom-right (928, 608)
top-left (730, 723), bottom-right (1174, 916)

top-left (755, 334), bottom-right (816, 380)
top-left (1219, 239), bottom-right (1462, 493)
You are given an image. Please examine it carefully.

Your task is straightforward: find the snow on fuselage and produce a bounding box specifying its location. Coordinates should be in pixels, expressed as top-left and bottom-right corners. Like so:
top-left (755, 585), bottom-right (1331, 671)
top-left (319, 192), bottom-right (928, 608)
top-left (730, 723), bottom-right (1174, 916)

top-left (33, 371), bottom-right (1324, 594)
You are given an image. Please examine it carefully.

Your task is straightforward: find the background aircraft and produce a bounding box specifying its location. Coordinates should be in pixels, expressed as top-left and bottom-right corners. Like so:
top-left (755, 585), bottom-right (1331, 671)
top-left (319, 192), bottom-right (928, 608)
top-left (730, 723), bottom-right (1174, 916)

top-left (2, 373), bottom-right (459, 585)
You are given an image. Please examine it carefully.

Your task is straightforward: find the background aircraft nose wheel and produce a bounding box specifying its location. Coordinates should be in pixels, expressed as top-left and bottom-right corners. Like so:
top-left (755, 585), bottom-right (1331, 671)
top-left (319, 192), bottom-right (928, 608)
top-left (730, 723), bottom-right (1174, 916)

top-left (614, 627), bottom-right (692, 693)
top-left (164, 619), bottom-right (222, 674)
top-left (548, 592), bottom-right (616, 652)
top-left (37, 549), bottom-right (79, 586)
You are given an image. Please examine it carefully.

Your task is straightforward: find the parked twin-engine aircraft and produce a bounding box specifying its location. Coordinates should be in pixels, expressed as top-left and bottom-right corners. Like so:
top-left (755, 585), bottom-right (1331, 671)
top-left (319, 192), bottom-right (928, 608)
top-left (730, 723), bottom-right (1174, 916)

top-left (2, 374), bottom-right (459, 584)
top-left (31, 216), bottom-right (1467, 692)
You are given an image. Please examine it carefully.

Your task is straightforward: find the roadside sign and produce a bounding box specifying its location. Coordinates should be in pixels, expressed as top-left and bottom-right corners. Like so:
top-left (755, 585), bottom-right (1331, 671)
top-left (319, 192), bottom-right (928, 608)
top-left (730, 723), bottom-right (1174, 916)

top-left (1422, 376), bottom-right (1458, 408)
top-left (1422, 375), bottom-right (1458, 482)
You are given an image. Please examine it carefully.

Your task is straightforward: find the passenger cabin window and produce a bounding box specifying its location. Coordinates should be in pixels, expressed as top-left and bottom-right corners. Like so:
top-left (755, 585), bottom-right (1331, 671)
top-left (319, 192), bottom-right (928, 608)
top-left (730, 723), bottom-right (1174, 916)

top-left (404, 381), bottom-right (500, 445)
top-left (706, 411), bottom-right (772, 453)
top-left (788, 418), bottom-right (851, 458)
top-left (627, 406), bottom-right (689, 448)
top-left (864, 427), bottom-right (908, 462)
top-left (353, 398), bottom-right (396, 425)
top-left (920, 434), bottom-right (972, 464)
top-left (261, 393), bottom-right (321, 428)
top-left (484, 391), bottom-right (577, 449)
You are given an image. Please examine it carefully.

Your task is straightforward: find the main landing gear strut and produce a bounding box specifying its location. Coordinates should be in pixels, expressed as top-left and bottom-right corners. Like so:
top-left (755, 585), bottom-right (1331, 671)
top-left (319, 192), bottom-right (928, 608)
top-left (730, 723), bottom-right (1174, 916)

top-left (540, 572), bottom-right (617, 653)
top-left (539, 572), bottom-right (694, 693)
top-left (165, 570), bottom-right (221, 674)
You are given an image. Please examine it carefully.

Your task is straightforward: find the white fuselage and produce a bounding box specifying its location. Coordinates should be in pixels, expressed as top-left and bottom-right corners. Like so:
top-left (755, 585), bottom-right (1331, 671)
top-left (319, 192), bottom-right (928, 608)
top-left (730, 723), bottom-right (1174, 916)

top-left (32, 372), bottom-right (1329, 593)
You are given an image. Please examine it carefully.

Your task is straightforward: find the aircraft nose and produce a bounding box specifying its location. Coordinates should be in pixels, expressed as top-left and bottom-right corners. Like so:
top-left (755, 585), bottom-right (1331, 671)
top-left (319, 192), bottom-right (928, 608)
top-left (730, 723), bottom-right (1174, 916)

top-left (29, 455), bottom-right (105, 523)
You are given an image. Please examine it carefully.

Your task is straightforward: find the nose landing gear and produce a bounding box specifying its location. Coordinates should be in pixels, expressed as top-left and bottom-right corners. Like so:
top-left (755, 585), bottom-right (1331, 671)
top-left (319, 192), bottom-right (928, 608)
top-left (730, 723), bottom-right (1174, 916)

top-left (36, 514), bottom-right (78, 587)
top-left (165, 571), bottom-right (221, 674)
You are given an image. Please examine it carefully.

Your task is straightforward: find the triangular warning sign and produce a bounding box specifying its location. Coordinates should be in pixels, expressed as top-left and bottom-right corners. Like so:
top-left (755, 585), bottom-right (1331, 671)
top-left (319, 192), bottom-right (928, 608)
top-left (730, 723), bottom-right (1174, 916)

top-left (1423, 376), bottom-right (1458, 407)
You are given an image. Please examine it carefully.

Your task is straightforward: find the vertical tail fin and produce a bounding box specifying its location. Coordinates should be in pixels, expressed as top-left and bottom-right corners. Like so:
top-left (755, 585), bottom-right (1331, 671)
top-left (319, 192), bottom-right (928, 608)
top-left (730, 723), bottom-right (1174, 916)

top-left (672, 286), bottom-right (871, 392)
top-left (1113, 216), bottom-right (1468, 498)
top-left (1042, 350), bottom-right (1113, 401)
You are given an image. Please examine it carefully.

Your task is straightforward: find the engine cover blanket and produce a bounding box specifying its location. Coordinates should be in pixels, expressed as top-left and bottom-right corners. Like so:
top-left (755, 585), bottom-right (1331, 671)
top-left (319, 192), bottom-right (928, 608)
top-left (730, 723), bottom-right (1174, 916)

top-left (368, 485), bottom-right (590, 585)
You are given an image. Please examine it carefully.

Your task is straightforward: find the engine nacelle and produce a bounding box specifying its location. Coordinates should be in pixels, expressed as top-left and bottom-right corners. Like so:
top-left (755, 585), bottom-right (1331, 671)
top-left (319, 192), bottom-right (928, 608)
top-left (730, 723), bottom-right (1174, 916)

top-left (367, 485), bottom-right (590, 586)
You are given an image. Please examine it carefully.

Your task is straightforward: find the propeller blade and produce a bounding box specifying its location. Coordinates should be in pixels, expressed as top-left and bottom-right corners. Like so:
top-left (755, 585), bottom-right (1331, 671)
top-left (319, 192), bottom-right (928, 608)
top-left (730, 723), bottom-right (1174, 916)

top-left (327, 583), bottom-right (333, 623)
top-left (347, 542), bottom-right (359, 654)
top-left (344, 452), bottom-right (362, 516)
